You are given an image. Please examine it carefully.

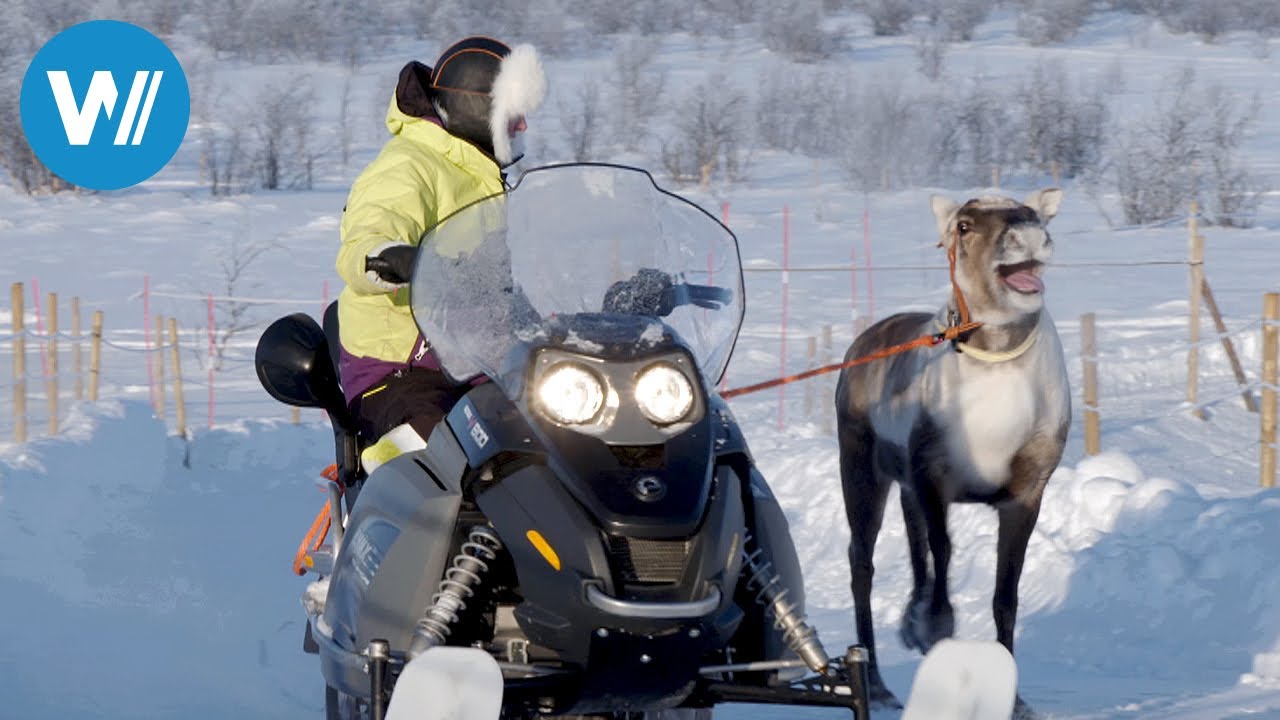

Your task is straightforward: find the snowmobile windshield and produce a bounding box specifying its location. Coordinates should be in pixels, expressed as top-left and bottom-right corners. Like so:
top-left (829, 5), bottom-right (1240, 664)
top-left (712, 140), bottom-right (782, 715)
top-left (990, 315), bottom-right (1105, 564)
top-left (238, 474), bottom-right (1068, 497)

top-left (409, 163), bottom-right (744, 395)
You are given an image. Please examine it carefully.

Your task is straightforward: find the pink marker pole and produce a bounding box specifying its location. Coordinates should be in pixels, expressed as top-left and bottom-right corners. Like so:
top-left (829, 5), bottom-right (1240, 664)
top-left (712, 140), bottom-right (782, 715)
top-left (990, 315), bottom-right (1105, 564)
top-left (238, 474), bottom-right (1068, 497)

top-left (863, 203), bottom-right (875, 324)
top-left (850, 244), bottom-right (859, 337)
top-left (144, 275), bottom-right (155, 411)
top-left (207, 294), bottom-right (215, 429)
top-left (322, 279), bottom-right (330, 318)
top-left (779, 205), bottom-right (790, 431)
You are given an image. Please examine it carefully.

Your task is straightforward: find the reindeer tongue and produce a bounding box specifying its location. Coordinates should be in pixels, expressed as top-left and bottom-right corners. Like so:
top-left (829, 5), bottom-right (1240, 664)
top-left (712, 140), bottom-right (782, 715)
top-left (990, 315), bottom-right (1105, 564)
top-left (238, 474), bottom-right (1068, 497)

top-left (1004, 270), bottom-right (1044, 294)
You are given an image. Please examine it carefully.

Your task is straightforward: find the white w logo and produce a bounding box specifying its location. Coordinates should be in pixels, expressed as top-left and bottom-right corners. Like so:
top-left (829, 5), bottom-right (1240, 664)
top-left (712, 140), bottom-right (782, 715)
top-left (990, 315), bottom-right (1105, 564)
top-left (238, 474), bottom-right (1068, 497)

top-left (46, 70), bottom-right (164, 146)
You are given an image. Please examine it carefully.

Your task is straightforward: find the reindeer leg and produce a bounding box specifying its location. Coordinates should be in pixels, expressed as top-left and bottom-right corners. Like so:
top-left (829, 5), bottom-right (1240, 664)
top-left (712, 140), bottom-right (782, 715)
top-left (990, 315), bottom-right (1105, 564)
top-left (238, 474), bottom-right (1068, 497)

top-left (912, 473), bottom-right (954, 652)
top-left (996, 498), bottom-right (1043, 719)
top-left (896, 484), bottom-right (933, 652)
top-left (840, 430), bottom-right (899, 708)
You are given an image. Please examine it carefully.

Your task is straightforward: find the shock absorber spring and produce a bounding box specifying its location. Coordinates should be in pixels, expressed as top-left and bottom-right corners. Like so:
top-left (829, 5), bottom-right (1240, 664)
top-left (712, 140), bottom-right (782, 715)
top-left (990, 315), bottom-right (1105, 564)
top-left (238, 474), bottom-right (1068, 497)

top-left (407, 526), bottom-right (504, 659)
top-left (742, 538), bottom-right (830, 674)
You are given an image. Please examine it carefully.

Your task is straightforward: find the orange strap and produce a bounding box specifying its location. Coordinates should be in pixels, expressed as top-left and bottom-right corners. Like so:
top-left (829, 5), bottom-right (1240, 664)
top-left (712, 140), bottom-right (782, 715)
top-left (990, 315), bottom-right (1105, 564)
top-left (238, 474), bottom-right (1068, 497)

top-left (721, 230), bottom-right (981, 400)
top-left (719, 320), bottom-right (981, 399)
top-left (292, 464), bottom-right (341, 576)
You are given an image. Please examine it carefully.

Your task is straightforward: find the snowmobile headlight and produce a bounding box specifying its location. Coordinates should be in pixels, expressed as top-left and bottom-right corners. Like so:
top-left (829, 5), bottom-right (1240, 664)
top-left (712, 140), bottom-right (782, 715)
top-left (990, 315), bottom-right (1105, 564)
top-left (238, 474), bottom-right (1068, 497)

top-left (634, 363), bottom-right (695, 426)
top-left (537, 363), bottom-right (605, 425)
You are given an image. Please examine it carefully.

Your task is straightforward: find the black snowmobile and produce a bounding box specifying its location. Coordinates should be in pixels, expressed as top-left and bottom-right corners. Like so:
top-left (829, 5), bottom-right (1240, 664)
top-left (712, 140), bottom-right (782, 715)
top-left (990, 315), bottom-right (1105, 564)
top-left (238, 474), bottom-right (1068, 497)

top-left (255, 163), bottom-right (871, 720)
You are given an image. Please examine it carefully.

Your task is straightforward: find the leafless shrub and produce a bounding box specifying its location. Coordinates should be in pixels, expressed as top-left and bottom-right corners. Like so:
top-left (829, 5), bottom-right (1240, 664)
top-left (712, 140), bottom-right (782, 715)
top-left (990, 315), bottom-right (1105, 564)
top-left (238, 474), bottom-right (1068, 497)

top-left (558, 77), bottom-right (604, 161)
top-left (249, 82), bottom-right (318, 191)
top-left (759, 0), bottom-right (840, 62)
top-left (661, 74), bottom-right (750, 185)
top-left (931, 77), bottom-right (1019, 187)
top-left (837, 82), bottom-right (929, 191)
top-left (1013, 0), bottom-right (1093, 45)
top-left (611, 36), bottom-right (666, 152)
top-left (938, 0), bottom-right (992, 40)
top-left (202, 231), bottom-right (281, 371)
top-left (1108, 67), bottom-right (1265, 226)
top-left (912, 22), bottom-right (949, 80)
top-left (862, 0), bottom-right (917, 36)
top-left (1017, 58), bottom-right (1107, 178)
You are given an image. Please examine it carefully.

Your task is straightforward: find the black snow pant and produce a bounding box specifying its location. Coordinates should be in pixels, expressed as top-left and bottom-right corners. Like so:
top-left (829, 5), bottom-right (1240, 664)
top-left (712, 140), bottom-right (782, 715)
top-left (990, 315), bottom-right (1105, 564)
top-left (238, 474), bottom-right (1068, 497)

top-left (348, 367), bottom-right (469, 445)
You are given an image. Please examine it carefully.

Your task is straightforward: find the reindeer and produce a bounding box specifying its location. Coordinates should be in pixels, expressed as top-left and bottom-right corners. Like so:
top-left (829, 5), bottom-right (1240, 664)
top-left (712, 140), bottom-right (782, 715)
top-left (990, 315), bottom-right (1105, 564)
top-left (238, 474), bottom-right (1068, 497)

top-left (835, 189), bottom-right (1070, 715)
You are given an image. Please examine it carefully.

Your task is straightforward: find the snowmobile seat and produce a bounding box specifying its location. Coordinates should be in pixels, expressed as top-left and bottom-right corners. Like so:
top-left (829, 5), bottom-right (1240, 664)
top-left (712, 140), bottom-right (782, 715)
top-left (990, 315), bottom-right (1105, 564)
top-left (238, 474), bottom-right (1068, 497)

top-left (322, 300), bottom-right (366, 496)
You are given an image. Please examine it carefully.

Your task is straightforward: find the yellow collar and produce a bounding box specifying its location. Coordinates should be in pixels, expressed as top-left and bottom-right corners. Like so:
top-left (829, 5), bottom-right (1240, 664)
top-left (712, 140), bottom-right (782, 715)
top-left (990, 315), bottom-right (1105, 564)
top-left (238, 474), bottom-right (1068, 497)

top-left (935, 320), bottom-right (1038, 363)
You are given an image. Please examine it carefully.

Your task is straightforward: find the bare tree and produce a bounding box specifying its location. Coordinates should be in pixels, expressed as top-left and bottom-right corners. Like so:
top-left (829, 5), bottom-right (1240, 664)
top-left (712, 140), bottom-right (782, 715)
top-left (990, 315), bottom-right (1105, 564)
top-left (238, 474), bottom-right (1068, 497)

top-left (930, 0), bottom-right (992, 40)
top-left (932, 77), bottom-right (1019, 187)
top-left (1017, 58), bottom-right (1107, 177)
top-left (838, 81), bottom-right (926, 191)
top-left (661, 74), bottom-right (750, 185)
top-left (249, 81), bottom-right (319, 191)
top-left (760, 0), bottom-right (839, 62)
top-left (1013, 0), bottom-right (1093, 45)
top-left (204, 232), bottom-right (281, 371)
top-left (20, 0), bottom-right (92, 36)
top-left (912, 22), bottom-right (949, 81)
top-left (861, 0), bottom-right (918, 36)
top-left (1110, 68), bottom-right (1205, 224)
top-left (558, 78), bottom-right (604, 161)
top-left (338, 72), bottom-right (355, 169)
top-left (1200, 84), bottom-right (1266, 226)
top-left (611, 36), bottom-right (666, 152)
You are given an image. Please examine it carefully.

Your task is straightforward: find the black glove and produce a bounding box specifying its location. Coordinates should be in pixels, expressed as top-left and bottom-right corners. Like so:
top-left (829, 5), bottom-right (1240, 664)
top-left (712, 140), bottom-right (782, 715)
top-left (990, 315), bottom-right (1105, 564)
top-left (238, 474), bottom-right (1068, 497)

top-left (365, 244), bottom-right (417, 285)
top-left (603, 268), bottom-right (675, 316)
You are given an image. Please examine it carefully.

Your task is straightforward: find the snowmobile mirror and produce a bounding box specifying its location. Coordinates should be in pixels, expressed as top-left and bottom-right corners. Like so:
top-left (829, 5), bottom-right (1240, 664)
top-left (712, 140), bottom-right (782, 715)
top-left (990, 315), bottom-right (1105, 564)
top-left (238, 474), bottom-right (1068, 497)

top-left (255, 313), bottom-right (346, 415)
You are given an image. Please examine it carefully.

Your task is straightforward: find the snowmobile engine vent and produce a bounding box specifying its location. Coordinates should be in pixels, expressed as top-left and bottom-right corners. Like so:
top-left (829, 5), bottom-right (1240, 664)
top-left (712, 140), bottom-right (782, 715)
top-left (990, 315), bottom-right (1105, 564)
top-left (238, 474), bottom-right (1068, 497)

top-left (606, 535), bottom-right (691, 584)
top-left (609, 444), bottom-right (666, 470)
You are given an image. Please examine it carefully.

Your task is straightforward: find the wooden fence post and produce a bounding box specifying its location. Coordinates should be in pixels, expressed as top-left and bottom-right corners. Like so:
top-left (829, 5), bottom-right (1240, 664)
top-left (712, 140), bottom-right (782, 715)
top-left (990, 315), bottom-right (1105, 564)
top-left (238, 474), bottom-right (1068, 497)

top-left (1187, 202), bottom-right (1206, 419)
top-left (89, 311), bottom-right (103, 402)
top-left (1200, 277), bottom-right (1258, 412)
top-left (1082, 312), bottom-right (1101, 456)
top-left (168, 318), bottom-right (187, 439)
top-left (154, 313), bottom-right (166, 420)
top-left (11, 283), bottom-right (26, 443)
top-left (1261, 293), bottom-right (1278, 488)
top-left (47, 292), bottom-right (58, 436)
top-left (72, 296), bottom-right (83, 401)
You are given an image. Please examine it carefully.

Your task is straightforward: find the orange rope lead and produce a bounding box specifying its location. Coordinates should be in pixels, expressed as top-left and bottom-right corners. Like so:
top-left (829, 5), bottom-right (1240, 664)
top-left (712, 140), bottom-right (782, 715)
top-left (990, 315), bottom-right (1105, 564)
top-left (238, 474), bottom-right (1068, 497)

top-left (719, 321), bottom-right (980, 399)
top-left (721, 231), bottom-right (982, 400)
top-left (292, 464), bottom-right (342, 576)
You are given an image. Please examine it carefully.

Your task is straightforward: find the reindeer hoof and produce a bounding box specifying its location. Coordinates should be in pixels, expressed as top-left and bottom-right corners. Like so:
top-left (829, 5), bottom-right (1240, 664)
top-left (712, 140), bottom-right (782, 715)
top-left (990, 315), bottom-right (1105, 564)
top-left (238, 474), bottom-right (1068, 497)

top-left (868, 679), bottom-right (903, 710)
top-left (899, 598), bottom-right (930, 652)
top-left (899, 598), bottom-right (955, 653)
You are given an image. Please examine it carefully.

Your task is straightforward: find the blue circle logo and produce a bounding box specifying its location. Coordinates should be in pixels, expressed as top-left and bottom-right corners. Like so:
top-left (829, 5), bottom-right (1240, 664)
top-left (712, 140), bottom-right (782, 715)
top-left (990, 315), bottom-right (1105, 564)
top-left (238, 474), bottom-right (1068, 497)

top-left (20, 20), bottom-right (190, 191)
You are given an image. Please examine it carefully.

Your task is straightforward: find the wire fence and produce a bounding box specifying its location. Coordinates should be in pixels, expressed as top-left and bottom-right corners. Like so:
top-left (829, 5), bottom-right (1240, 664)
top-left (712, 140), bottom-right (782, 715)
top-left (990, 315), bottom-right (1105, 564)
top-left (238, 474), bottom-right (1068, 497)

top-left (2, 215), bottom-right (1278, 487)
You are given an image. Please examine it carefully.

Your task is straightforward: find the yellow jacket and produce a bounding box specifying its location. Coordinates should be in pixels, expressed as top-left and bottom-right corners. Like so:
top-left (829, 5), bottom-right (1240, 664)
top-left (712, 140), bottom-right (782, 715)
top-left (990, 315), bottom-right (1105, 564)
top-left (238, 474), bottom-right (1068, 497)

top-left (335, 96), bottom-right (505, 372)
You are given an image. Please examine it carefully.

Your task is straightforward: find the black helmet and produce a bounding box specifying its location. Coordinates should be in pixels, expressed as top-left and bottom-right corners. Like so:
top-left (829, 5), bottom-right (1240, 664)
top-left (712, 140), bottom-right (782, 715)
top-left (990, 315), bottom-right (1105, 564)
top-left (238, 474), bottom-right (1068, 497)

top-left (429, 36), bottom-right (546, 165)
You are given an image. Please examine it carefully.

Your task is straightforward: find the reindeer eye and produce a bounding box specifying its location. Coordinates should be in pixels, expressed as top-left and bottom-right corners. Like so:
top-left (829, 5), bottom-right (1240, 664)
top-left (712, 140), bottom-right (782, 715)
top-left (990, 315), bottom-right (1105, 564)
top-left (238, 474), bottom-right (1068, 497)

top-left (957, 221), bottom-right (971, 234)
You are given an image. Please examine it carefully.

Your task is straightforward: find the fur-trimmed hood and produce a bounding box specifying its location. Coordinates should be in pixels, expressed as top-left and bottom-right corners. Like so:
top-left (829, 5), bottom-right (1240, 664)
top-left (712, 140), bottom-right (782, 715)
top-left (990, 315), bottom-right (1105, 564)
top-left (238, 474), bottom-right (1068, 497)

top-left (488, 43), bottom-right (546, 165)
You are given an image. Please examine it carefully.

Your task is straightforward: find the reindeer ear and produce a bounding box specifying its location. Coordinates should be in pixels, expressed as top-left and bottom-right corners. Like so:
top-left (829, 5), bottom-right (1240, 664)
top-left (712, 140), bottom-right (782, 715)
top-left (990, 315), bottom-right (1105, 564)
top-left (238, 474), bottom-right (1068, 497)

top-left (1025, 188), bottom-right (1063, 224)
top-left (930, 195), bottom-right (959, 247)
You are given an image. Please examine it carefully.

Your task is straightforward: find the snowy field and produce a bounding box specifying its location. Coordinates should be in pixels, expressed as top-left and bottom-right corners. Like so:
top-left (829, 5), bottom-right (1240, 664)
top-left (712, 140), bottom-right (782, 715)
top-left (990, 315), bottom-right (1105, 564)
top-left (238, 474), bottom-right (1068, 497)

top-left (3, 7), bottom-right (1280, 719)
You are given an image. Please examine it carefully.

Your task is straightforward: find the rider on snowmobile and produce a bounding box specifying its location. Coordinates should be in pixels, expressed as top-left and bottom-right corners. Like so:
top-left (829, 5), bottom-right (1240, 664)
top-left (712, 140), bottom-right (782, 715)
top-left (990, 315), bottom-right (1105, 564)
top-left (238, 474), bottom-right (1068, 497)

top-left (334, 36), bottom-right (547, 472)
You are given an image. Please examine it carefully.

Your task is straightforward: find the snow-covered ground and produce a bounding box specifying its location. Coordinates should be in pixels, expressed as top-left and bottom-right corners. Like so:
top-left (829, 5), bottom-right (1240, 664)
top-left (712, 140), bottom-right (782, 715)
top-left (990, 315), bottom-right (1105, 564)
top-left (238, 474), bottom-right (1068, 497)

top-left (3, 7), bottom-right (1280, 719)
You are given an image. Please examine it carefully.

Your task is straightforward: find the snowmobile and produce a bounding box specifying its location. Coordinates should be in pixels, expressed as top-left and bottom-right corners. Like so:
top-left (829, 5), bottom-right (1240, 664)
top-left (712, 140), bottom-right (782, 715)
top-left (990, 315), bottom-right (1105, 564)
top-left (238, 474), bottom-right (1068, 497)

top-left (255, 163), bottom-right (872, 720)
